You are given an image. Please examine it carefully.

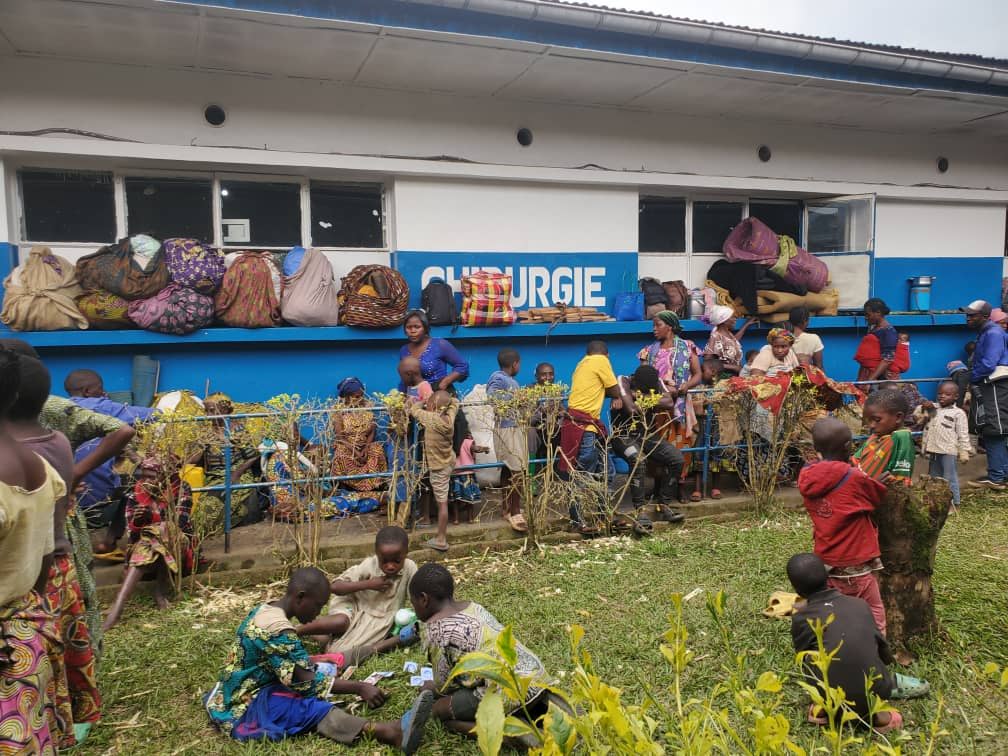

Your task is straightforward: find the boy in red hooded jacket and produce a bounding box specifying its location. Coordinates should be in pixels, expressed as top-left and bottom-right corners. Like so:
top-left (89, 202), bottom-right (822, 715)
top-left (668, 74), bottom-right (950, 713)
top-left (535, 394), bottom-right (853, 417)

top-left (798, 417), bottom-right (888, 635)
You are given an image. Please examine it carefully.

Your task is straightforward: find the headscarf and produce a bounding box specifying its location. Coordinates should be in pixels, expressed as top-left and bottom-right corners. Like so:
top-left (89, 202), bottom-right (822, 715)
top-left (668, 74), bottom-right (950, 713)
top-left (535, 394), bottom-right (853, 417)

top-left (205, 391), bottom-right (234, 415)
top-left (403, 309), bottom-right (431, 334)
top-left (767, 328), bottom-right (795, 345)
top-left (337, 376), bottom-right (365, 397)
top-left (655, 310), bottom-right (681, 332)
top-left (708, 305), bottom-right (735, 327)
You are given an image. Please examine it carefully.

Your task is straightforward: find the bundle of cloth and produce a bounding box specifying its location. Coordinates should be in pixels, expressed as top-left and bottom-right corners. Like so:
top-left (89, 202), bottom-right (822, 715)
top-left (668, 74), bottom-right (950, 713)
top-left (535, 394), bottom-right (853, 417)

top-left (722, 217), bottom-right (831, 293)
top-left (706, 259), bottom-right (839, 323)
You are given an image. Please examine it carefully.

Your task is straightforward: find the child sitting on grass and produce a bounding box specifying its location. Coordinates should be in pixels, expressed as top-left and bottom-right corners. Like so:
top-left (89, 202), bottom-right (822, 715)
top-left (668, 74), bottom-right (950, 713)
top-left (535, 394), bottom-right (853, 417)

top-left (408, 391), bottom-right (459, 552)
top-left (914, 380), bottom-right (971, 506)
top-left (103, 455), bottom-right (196, 630)
top-left (296, 526), bottom-right (419, 659)
top-left (786, 553), bottom-right (906, 733)
top-left (409, 563), bottom-right (549, 739)
top-left (798, 417), bottom-right (888, 635)
top-left (205, 567), bottom-right (433, 752)
top-left (853, 389), bottom-right (914, 486)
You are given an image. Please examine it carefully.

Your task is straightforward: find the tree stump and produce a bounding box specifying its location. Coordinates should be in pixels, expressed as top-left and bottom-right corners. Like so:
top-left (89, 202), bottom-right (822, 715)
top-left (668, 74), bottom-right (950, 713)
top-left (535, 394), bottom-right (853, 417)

top-left (876, 475), bottom-right (953, 661)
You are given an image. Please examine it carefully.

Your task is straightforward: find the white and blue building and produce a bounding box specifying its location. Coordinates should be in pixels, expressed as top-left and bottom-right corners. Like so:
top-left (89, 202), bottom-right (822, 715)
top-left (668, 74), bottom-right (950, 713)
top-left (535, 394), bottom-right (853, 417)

top-left (1, 0), bottom-right (1006, 398)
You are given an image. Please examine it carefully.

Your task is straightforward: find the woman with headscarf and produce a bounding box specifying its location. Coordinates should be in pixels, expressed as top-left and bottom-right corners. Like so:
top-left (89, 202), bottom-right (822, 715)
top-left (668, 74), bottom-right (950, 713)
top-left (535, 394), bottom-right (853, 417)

top-left (192, 392), bottom-right (265, 530)
top-left (638, 311), bottom-right (702, 479)
top-left (703, 306), bottom-right (755, 375)
top-left (398, 310), bottom-right (469, 392)
top-left (749, 328), bottom-right (800, 378)
top-left (330, 377), bottom-right (387, 493)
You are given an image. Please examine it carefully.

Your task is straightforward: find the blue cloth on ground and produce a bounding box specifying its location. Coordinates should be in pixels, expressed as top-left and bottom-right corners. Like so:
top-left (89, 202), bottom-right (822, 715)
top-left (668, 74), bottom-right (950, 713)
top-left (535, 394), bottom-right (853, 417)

top-left (231, 684), bottom-right (333, 742)
top-left (71, 396), bottom-right (158, 425)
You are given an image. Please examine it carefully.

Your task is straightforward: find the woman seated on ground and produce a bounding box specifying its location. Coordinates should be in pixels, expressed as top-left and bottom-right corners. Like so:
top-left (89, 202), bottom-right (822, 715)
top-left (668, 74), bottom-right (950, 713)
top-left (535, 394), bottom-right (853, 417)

top-left (748, 329), bottom-right (800, 379)
top-left (330, 377), bottom-right (388, 498)
top-left (789, 306), bottom-right (824, 369)
top-left (192, 392), bottom-right (266, 531)
top-left (103, 455), bottom-right (196, 630)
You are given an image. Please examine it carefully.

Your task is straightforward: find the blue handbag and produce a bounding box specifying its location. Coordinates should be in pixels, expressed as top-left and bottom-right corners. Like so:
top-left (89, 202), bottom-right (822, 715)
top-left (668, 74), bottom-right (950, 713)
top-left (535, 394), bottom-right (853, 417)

top-left (612, 291), bottom-right (644, 321)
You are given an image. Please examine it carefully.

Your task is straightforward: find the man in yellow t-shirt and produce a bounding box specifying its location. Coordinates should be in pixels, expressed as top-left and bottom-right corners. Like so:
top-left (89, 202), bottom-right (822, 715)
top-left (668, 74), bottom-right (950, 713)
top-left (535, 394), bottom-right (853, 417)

top-left (564, 342), bottom-right (621, 530)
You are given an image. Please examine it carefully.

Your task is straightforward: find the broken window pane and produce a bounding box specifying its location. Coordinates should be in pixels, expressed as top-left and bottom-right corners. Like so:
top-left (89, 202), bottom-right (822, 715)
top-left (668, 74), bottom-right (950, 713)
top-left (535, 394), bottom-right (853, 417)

top-left (20, 169), bottom-right (115, 242)
top-left (220, 180), bottom-right (301, 247)
top-left (310, 183), bottom-right (384, 248)
top-left (126, 177), bottom-right (213, 241)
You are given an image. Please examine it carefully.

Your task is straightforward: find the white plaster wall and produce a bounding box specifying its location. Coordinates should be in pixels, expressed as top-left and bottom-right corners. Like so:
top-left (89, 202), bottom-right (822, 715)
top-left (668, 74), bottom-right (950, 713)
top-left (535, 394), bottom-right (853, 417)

top-left (393, 178), bottom-right (636, 252)
top-left (1, 57), bottom-right (1007, 195)
top-left (875, 200), bottom-right (1007, 258)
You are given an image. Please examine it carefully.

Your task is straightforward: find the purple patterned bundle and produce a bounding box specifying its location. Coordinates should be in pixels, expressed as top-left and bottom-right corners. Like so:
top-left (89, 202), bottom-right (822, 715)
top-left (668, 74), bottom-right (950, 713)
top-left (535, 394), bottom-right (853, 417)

top-left (127, 283), bottom-right (214, 335)
top-left (163, 238), bottom-right (225, 294)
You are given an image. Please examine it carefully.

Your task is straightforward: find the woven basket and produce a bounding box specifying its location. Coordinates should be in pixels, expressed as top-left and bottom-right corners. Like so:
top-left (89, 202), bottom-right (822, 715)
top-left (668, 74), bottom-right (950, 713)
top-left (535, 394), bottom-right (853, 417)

top-left (338, 264), bottom-right (409, 328)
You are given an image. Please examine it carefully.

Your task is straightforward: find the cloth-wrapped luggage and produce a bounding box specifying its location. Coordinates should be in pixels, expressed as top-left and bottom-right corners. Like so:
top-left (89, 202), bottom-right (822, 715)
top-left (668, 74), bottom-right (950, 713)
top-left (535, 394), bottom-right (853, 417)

top-left (280, 248), bottom-right (340, 327)
top-left (214, 252), bottom-right (282, 328)
top-left (338, 264), bottom-right (409, 328)
top-left (722, 217), bottom-right (779, 265)
top-left (2, 246), bottom-right (88, 331)
top-left (75, 290), bottom-right (133, 330)
top-left (460, 271), bottom-right (516, 326)
top-left (163, 238), bottom-right (225, 294)
top-left (128, 283), bottom-right (214, 335)
top-left (75, 238), bottom-right (171, 300)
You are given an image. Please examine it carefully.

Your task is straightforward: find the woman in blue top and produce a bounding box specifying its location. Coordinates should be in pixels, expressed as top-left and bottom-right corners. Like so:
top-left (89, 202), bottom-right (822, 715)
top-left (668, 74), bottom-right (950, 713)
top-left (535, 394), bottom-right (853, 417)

top-left (398, 310), bottom-right (469, 392)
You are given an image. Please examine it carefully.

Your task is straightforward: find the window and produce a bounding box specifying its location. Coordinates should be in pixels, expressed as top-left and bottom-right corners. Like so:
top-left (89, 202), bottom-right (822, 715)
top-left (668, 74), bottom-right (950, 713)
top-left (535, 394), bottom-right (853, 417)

top-left (20, 169), bottom-right (115, 242)
top-left (639, 197), bottom-right (686, 252)
top-left (806, 196), bottom-right (874, 253)
top-left (125, 177), bottom-right (213, 241)
top-left (219, 180), bottom-right (301, 247)
top-left (748, 200), bottom-right (802, 244)
top-left (310, 182), bottom-right (384, 248)
top-left (692, 200), bottom-right (743, 253)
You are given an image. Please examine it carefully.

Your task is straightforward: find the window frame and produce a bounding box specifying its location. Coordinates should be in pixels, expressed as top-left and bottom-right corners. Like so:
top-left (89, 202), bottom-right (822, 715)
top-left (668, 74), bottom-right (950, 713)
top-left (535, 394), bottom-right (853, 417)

top-left (123, 170), bottom-right (216, 243)
top-left (16, 166), bottom-right (119, 247)
top-left (688, 194), bottom-right (748, 256)
top-left (307, 180), bottom-right (388, 250)
top-left (215, 172), bottom-right (308, 250)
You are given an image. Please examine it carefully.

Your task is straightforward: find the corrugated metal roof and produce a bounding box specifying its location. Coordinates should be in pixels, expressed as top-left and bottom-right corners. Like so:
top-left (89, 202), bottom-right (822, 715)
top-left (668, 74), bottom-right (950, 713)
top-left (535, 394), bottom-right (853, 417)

top-left (552, 0), bottom-right (1008, 68)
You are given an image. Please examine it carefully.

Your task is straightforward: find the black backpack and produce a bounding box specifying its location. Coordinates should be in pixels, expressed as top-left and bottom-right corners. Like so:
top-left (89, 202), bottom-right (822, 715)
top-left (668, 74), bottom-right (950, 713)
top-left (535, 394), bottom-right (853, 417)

top-left (639, 277), bottom-right (669, 307)
top-left (421, 277), bottom-right (456, 326)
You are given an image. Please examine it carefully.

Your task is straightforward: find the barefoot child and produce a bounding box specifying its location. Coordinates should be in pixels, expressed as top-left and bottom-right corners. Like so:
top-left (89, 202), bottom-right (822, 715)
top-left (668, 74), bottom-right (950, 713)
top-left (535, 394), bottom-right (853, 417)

top-left (296, 526), bottom-right (419, 659)
top-left (487, 348), bottom-right (528, 533)
top-left (103, 455), bottom-right (196, 630)
top-left (799, 417), bottom-right (888, 634)
top-left (914, 381), bottom-right (971, 506)
top-left (408, 391), bottom-right (459, 552)
top-left (853, 389), bottom-right (915, 485)
top-left (409, 563), bottom-right (549, 739)
top-left (205, 567), bottom-right (433, 752)
top-left (786, 553), bottom-right (906, 733)
top-left (7, 354), bottom-right (101, 745)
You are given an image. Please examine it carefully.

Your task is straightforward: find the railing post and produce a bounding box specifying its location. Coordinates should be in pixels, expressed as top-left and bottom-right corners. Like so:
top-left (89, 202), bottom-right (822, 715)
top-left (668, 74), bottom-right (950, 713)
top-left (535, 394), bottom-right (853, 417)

top-left (223, 417), bottom-right (233, 554)
top-left (702, 393), bottom-right (712, 497)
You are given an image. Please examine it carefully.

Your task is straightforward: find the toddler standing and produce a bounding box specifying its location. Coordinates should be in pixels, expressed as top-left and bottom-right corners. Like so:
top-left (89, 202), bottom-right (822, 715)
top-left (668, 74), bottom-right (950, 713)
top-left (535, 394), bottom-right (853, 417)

top-left (914, 381), bottom-right (971, 506)
top-left (408, 391), bottom-right (459, 552)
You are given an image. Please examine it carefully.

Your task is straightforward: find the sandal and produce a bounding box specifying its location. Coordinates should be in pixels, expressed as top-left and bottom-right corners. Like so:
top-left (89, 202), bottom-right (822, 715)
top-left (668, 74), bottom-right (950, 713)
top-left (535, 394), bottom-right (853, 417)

top-left (690, 491), bottom-right (703, 502)
top-left (93, 548), bottom-right (126, 563)
top-left (424, 539), bottom-right (450, 553)
top-left (710, 488), bottom-right (722, 500)
top-left (508, 512), bottom-right (529, 533)
top-left (401, 689), bottom-right (435, 755)
top-left (872, 709), bottom-right (903, 734)
top-left (807, 703), bottom-right (827, 726)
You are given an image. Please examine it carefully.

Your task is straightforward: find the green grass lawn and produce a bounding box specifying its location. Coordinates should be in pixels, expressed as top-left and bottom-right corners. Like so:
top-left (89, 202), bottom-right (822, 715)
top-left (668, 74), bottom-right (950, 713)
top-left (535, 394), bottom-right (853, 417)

top-left (83, 498), bottom-right (1008, 755)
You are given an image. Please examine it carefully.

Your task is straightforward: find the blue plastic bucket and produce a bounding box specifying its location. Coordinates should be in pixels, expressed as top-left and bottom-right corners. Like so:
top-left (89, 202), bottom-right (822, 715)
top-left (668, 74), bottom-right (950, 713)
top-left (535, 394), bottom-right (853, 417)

top-left (908, 275), bottom-right (935, 312)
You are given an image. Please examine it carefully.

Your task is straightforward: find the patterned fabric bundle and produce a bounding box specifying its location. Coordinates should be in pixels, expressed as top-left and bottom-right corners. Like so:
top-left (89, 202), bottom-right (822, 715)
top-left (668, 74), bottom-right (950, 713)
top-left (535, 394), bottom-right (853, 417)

top-left (338, 264), bottom-right (409, 328)
top-left (2, 246), bottom-right (88, 331)
top-left (460, 271), bottom-right (516, 326)
top-left (75, 290), bottom-right (132, 330)
top-left (75, 238), bottom-right (170, 300)
top-left (280, 248), bottom-right (340, 326)
top-left (163, 238), bottom-right (225, 294)
top-left (722, 217), bottom-right (779, 264)
top-left (214, 252), bottom-right (282, 328)
top-left (127, 283), bottom-right (214, 335)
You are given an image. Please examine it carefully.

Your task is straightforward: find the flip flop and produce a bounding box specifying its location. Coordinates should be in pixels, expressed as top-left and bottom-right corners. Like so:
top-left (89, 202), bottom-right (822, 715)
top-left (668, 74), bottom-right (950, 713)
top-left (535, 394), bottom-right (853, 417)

top-left (401, 689), bottom-right (435, 755)
top-left (509, 512), bottom-right (529, 533)
top-left (710, 489), bottom-right (723, 500)
top-left (93, 548), bottom-right (126, 563)
top-left (873, 709), bottom-right (903, 734)
top-left (690, 491), bottom-right (702, 502)
top-left (424, 539), bottom-right (450, 553)
top-left (807, 703), bottom-right (827, 726)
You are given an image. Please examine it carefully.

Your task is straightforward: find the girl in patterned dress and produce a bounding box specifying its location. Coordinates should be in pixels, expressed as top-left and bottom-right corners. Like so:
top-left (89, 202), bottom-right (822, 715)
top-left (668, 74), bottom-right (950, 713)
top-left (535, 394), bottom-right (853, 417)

top-left (103, 457), bottom-right (195, 630)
